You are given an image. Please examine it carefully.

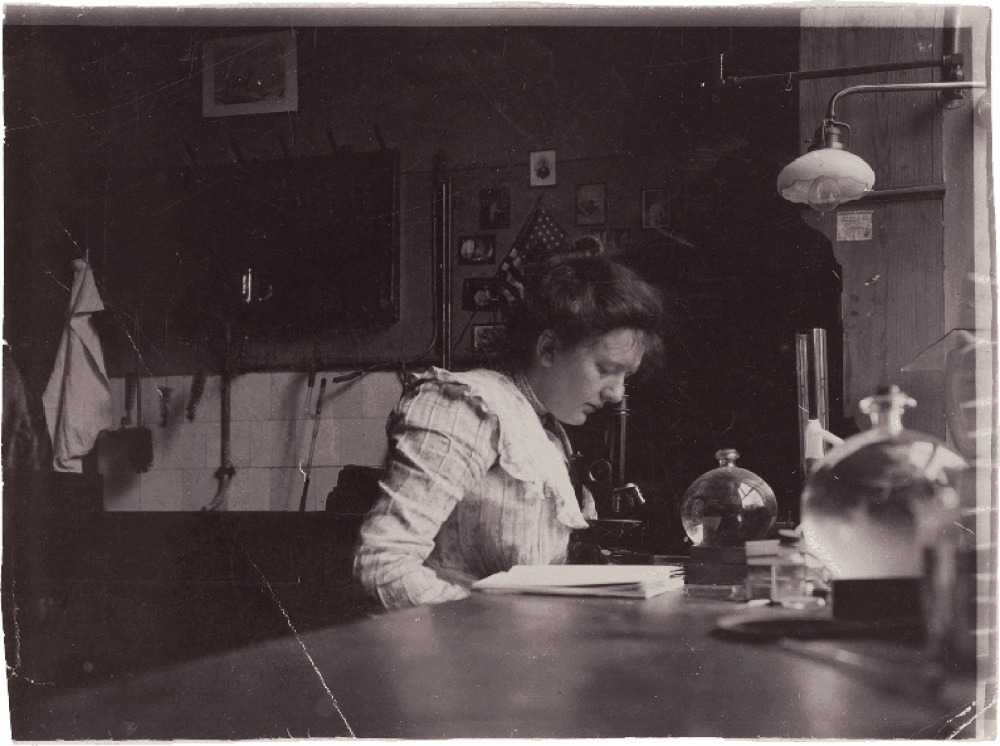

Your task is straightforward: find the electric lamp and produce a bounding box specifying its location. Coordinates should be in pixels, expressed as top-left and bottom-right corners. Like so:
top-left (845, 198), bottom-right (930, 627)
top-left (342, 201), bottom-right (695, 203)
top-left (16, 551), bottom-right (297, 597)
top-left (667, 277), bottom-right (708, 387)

top-left (777, 120), bottom-right (875, 212)
top-left (778, 81), bottom-right (987, 212)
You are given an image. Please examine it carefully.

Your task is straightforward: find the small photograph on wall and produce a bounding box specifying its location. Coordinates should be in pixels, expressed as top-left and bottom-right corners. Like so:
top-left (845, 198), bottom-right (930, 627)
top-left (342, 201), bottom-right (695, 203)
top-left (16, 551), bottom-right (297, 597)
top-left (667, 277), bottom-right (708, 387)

top-left (529, 150), bottom-right (557, 187)
top-left (642, 189), bottom-right (672, 229)
top-left (458, 234), bottom-right (497, 264)
top-left (479, 188), bottom-right (511, 230)
top-left (588, 228), bottom-right (631, 255)
top-left (576, 183), bottom-right (607, 226)
top-left (472, 323), bottom-right (505, 351)
top-left (462, 277), bottom-right (502, 311)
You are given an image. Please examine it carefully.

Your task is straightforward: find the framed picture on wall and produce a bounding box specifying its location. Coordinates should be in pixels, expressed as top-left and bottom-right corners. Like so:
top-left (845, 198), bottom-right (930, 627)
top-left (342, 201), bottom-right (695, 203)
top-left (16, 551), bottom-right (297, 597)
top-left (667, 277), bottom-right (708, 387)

top-left (203, 30), bottom-right (298, 117)
top-left (642, 189), bottom-right (671, 229)
top-left (471, 323), bottom-right (505, 351)
top-left (576, 183), bottom-right (607, 226)
top-left (479, 188), bottom-right (511, 230)
top-left (462, 277), bottom-right (502, 311)
top-left (458, 235), bottom-right (496, 264)
top-left (588, 228), bottom-right (631, 254)
top-left (529, 150), bottom-right (557, 187)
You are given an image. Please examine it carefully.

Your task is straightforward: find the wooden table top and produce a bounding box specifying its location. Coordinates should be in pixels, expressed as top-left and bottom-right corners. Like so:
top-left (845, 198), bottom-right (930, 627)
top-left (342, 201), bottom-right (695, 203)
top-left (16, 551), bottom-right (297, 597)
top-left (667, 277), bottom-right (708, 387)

top-left (12, 589), bottom-right (968, 740)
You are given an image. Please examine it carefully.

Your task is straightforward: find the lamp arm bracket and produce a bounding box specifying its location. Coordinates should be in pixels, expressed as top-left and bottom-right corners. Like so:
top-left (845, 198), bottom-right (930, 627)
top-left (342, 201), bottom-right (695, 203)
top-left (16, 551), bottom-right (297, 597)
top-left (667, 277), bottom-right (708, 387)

top-left (712, 57), bottom-right (958, 89)
top-left (827, 81), bottom-right (988, 119)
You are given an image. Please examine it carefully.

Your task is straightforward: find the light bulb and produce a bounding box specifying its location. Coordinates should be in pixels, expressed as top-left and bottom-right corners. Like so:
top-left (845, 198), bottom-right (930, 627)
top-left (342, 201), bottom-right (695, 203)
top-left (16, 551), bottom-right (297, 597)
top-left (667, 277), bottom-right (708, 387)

top-left (807, 176), bottom-right (843, 213)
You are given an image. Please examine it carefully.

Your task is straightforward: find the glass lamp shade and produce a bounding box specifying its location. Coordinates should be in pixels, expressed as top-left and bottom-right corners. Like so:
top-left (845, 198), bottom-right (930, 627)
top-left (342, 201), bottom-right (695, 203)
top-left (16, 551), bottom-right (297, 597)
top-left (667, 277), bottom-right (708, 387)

top-left (680, 449), bottom-right (777, 547)
top-left (777, 149), bottom-right (875, 212)
top-left (975, 89), bottom-right (991, 128)
top-left (800, 387), bottom-right (968, 580)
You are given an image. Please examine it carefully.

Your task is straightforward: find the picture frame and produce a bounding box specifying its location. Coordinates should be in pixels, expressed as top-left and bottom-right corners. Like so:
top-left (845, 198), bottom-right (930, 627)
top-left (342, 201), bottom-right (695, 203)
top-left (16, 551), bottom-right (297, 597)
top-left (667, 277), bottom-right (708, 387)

top-left (458, 234), bottom-right (496, 264)
top-left (479, 188), bottom-right (511, 230)
top-left (529, 150), bottom-right (557, 187)
top-left (588, 228), bottom-right (631, 255)
top-left (576, 183), bottom-right (607, 226)
top-left (462, 277), bottom-right (502, 311)
top-left (642, 188), bottom-right (696, 247)
top-left (471, 323), bottom-right (505, 351)
top-left (203, 30), bottom-right (298, 117)
top-left (642, 189), bottom-right (672, 229)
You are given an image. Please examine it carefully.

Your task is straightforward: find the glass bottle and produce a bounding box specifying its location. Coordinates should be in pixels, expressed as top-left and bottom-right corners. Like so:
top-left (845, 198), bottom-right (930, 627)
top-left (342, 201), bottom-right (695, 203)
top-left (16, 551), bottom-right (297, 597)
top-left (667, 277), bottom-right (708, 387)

top-left (800, 385), bottom-right (973, 699)
top-left (681, 448), bottom-right (777, 547)
top-left (800, 385), bottom-right (967, 582)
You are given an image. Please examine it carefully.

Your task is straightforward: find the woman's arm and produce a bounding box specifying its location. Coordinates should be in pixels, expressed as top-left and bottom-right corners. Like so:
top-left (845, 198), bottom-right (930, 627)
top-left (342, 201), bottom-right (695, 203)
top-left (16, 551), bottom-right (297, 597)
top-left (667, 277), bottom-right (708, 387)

top-left (353, 380), bottom-right (498, 610)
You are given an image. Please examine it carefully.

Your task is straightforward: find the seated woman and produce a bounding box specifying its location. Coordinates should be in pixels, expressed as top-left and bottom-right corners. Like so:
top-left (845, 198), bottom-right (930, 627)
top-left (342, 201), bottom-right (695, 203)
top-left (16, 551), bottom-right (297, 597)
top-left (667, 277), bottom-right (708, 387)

top-left (353, 250), bottom-right (664, 610)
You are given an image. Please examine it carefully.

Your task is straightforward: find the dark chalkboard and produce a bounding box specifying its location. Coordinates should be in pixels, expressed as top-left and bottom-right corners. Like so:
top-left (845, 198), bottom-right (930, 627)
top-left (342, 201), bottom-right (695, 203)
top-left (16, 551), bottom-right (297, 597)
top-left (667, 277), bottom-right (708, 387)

top-left (193, 149), bottom-right (400, 334)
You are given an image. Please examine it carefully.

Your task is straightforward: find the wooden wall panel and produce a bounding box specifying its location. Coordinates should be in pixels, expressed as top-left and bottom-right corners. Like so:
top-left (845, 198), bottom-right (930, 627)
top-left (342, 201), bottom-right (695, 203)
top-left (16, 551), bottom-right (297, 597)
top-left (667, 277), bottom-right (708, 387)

top-left (809, 199), bottom-right (946, 437)
top-left (796, 10), bottom-right (951, 433)
top-left (800, 22), bottom-right (943, 189)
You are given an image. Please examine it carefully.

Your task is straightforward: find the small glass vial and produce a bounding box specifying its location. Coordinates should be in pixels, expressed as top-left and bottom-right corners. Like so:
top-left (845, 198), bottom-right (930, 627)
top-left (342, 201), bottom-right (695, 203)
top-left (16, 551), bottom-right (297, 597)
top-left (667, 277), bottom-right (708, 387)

top-left (769, 533), bottom-right (823, 608)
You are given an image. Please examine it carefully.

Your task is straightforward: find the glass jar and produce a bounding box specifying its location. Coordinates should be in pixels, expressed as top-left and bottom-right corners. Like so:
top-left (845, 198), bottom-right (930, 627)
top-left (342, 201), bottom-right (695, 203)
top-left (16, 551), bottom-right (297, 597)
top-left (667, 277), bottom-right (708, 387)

top-left (800, 386), bottom-right (968, 582)
top-left (800, 385), bottom-right (973, 696)
top-left (680, 448), bottom-right (778, 547)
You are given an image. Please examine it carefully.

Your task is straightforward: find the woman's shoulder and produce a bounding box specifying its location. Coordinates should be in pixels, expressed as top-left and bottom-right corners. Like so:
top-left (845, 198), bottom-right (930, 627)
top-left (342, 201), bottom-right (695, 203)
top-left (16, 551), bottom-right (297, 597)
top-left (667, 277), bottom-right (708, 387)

top-left (399, 368), bottom-right (578, 510)
top-left (409, 366), bottom-right (516, 396)
top-left (399, 367), bottom-right (534, 427)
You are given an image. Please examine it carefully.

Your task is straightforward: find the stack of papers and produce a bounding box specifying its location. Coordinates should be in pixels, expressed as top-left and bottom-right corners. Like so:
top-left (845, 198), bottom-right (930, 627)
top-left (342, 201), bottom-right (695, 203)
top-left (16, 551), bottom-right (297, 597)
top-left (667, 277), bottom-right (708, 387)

top-left (471, 564), bottom-right (685, 600)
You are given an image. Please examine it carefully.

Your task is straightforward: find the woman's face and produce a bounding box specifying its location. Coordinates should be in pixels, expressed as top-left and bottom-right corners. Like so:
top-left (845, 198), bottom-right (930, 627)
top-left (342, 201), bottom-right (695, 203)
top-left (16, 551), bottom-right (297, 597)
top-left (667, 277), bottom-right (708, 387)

top-left (527, 327), bottom-right (646, 426)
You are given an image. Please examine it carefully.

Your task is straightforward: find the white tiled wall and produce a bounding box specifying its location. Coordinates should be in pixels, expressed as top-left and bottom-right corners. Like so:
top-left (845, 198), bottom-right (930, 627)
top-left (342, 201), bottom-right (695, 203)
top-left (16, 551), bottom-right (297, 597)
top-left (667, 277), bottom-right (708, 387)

top-left (99, 371), bottom-right (403, 511)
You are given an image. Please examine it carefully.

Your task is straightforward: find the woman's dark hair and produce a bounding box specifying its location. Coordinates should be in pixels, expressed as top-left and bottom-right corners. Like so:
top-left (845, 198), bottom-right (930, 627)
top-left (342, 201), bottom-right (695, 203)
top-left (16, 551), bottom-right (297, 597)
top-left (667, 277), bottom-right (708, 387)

top-left (483, 252), bottom-right (664, 373)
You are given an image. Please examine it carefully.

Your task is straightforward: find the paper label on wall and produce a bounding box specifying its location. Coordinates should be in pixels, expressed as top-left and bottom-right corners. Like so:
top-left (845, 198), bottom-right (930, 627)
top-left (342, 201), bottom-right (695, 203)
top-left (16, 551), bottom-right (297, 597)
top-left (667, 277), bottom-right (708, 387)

top-left (836, 210), bottom-right (874, 242)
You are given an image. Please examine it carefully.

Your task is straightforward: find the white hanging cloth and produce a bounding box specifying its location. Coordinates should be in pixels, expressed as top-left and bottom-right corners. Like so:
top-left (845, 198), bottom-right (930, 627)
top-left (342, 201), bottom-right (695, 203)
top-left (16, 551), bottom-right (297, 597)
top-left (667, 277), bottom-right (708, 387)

top-left (42, 258), bottom-right (113, 472)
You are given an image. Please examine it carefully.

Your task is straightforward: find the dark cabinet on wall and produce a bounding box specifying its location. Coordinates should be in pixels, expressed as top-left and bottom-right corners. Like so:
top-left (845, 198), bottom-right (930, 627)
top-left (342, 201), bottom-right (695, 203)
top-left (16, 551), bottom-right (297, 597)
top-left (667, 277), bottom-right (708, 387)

top-left (195, 149), bottom-right (401, 334)
top-left (98, 148), bottom-right (401, 373)
top-left (156, 150), bottom-right (399, 339)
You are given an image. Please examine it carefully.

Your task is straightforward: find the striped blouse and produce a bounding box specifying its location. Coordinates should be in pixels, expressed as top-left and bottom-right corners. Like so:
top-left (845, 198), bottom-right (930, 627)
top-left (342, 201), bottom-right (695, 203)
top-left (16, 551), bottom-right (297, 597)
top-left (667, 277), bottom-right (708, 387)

top-left (353, 367), bottom-right (594, 610)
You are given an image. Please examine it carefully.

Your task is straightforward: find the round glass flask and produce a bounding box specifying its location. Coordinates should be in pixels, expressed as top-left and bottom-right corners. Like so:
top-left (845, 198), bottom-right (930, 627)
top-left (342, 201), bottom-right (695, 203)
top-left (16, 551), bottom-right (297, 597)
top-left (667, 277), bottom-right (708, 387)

top-left (680, 449), bottom-right (778, 547)
top-left (799, 386), bottom-right (968, 580)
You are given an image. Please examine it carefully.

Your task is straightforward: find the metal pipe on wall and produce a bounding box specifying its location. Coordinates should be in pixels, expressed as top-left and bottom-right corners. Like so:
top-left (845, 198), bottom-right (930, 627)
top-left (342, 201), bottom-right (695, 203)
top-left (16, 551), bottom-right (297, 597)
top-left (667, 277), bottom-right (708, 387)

top-left (432, 152), bottom-right (453, 371)
top-left (442, 177), bottom-right (453, 371)
top-left (432, 154), bottom-right (442, 367)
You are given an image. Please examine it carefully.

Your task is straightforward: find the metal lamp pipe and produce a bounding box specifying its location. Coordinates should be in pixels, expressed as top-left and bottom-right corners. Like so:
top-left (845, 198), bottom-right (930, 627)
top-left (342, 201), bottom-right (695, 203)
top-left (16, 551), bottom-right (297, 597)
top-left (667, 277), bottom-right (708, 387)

top-left (717, 10), bottom-right (967, 91)
top-left (714, 58), bottom-right (945, 88)
top-left (826, 81), bottom-right (987, 119)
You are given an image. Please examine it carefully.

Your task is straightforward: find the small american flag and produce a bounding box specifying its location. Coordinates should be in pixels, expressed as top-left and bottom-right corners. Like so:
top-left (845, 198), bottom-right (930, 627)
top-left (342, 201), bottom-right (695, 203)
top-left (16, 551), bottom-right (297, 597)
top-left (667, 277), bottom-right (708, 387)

top-left (496, 202), bottom-right (568, 304)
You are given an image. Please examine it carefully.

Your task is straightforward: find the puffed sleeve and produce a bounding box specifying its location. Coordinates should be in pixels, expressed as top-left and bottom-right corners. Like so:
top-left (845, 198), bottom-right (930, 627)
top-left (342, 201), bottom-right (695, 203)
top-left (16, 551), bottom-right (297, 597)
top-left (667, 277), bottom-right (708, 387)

top-left (353, 377), bottom-right (499, 610)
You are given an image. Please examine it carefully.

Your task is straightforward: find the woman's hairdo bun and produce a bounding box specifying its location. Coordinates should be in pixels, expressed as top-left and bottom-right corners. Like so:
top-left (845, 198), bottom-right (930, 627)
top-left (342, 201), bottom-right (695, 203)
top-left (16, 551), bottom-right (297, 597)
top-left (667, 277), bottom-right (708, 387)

top-left (483, 249), bottom-right (664, 373)
top-left (522, 234), bottom-right (606, 279)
